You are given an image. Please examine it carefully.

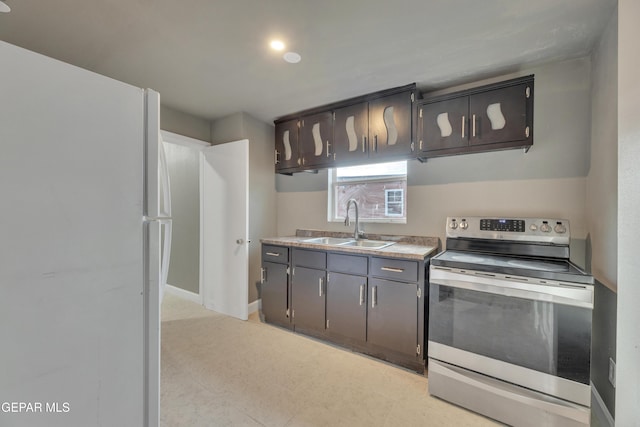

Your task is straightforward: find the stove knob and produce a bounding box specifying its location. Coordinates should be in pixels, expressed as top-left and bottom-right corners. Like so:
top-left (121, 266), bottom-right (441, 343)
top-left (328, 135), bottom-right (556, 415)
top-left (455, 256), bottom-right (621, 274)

top-left (530, 224), bottom-right (538, 231)
top-left (449, 220), bottom-right (458, 230)
top-left (540, 223), bottom-right (551, 233)
top-left (460, 220), bottom-right (468, 230)
top-left (554, 224), bottom-right (567, 234)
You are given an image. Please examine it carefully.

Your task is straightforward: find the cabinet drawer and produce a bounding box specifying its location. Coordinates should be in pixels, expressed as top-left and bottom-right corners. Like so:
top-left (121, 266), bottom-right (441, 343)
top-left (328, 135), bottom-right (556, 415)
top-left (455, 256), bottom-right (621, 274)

top-left (293, 248), bottom-right (326, 269)
top-left (328, 253), bottom-right (368, 276)
top-left (262, 245), bottom-right (289, 264)
top-left (370, 257), bottom-right (418, 282)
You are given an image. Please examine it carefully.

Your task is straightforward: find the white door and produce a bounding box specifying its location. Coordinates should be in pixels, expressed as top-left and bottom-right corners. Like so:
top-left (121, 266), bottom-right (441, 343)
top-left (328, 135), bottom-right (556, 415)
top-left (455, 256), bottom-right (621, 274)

top-left (201, 139), bottom-right (249, 320)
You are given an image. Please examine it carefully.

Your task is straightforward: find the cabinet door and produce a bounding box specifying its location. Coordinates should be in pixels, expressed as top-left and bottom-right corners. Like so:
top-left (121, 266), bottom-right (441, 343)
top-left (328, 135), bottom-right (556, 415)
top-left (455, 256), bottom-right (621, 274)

top-left (326, 272), bottom-right (367, 342)
top-left (418, 96), bottom-right (469, 152)
top-left (469, 83), bottom-right (531, 146)
top-left (299, 111), bottom-right (334, 168)
top-left (275, 119), bottom-right (300, 171)
top-left (333, 102), bottom-right (369, 163)
top-left (261, 261), bottom-right (289, 327)
top-left (291, 266), bottom-right (326, 333)
top-left (367, 278), bottom-right (417, 357)
top-left (369, 91), bottom-right (414, 158)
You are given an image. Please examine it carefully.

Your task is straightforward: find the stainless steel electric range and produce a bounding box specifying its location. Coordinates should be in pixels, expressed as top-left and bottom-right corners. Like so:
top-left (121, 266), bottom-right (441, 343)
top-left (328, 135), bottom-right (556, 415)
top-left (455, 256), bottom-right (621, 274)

top-left (427, 217), bottom-right (594, 427)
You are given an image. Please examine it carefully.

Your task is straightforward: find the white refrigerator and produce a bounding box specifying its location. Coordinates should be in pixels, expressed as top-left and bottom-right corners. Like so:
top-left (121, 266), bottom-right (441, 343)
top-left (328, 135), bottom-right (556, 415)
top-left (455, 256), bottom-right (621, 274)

top-left (0, 41), bottom-right (171, 426)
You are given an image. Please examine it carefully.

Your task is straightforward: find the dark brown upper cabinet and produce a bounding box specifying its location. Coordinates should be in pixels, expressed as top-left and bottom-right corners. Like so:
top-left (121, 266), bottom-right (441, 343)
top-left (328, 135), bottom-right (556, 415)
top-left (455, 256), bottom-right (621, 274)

top-left (299, 111), bottom-right (334, 168)
top-left (368, 90), bottom-right (415, 159)
top-left (333, 102), bottom-right (369, 164)
top-left (275, 84), bottom-right (417, 173)
top-left (275, 118), bottom-right (300, 172)
top-left (418, 75), bottom-right (533, 159)
top-left (332, 87), bottom-right (416, 166)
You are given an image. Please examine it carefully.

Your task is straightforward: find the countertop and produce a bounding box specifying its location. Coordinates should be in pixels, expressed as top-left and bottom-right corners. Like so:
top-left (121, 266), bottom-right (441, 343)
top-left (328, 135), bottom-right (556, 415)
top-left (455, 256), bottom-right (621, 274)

top-left (261, 229), bottom-right (440, 261)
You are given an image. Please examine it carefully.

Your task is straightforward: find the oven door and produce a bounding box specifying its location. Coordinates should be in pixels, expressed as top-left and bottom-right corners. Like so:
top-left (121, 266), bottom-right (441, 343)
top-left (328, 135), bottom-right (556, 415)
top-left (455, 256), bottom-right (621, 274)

top-left (428, 266), bottom-right (593, 407)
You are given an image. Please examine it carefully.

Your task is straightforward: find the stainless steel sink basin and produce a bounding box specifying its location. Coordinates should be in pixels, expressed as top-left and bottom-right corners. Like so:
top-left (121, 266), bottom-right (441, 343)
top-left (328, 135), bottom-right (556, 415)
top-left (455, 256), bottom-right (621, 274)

top-left (337, 240), bottom-right (396, 249)
top-left (303, 237), bottom-right (355, 245)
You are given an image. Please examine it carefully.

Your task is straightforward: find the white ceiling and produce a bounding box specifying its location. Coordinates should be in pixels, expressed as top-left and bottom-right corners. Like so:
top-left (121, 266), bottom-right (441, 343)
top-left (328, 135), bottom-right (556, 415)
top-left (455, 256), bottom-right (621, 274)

top-left (0, 0), bottom-right (616, 124)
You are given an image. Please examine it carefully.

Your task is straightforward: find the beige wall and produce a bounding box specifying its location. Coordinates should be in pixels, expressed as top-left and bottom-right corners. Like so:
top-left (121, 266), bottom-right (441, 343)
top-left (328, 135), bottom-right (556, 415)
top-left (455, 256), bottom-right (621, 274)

top-left (161, 104), bottom-right (211, 142)
top-left (587, 10), bottom-right (618, 291)
top-left (277, 177), bottom-right (586, 260)
top-left (616, 0), bottom-right (640, 423)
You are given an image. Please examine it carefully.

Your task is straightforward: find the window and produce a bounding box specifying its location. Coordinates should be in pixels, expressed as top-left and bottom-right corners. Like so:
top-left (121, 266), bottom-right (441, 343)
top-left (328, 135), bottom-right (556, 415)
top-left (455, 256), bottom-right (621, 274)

top-left (385, 189), bottom-right (404, 216)
top-left (328, 161), bottom-right (407, 223)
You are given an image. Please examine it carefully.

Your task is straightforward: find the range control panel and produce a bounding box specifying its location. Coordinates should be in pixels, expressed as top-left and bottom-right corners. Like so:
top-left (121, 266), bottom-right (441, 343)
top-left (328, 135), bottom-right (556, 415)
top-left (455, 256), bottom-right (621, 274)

top-left (446, 216), bottom-right (570, 245)
top-left (480, 219), bottom-right (525, 232)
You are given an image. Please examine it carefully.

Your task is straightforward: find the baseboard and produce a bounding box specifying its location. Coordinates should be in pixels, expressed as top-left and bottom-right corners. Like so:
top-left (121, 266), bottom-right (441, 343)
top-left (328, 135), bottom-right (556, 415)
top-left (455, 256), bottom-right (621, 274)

top-left (591, 382), bottom-right (615, 427)
top-left (248, 298), bottom-right (261, 315)
top-left (165, 284), bottom-right (202, 304)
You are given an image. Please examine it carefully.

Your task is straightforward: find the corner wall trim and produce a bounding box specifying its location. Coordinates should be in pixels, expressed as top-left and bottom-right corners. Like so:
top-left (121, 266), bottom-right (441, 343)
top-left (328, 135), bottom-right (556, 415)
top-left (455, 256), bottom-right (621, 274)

top-left (248, 299), bottom-right (261, 315)
top-left (591, 382), bottom-right (615, 427)
top-left (165, 284), bottom-right (202, 305)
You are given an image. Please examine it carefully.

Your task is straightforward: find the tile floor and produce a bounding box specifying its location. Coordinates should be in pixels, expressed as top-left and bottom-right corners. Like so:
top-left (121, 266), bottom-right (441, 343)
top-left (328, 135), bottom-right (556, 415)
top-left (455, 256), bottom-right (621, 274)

top-left (160, 294), bottom-right (499, 426)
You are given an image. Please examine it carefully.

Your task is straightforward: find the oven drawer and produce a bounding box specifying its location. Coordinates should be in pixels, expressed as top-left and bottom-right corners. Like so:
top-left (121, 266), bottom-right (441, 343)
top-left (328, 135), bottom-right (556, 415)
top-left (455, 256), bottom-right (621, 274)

top-left (371, 257), bottom-right (418, 282)
top-left (262, 245), bottom-right (289, 264)
top-left (428, 359), bottom-right (591, 427)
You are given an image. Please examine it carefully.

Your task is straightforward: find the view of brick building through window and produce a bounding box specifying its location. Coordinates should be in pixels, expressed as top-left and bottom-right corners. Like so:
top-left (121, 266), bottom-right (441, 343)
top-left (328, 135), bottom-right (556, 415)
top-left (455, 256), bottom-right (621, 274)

top-left (330, 161), bottom-right (407, 223)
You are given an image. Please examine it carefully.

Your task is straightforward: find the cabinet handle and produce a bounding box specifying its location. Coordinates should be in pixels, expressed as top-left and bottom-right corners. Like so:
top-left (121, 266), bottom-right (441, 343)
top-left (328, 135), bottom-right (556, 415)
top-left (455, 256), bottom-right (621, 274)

top-left (472, 114), bottom-right (476, 137)
top-left (372, 286), bottom-right (377, 308)
top-left (326, 140), bottom-right (331, 158)
top-left (381, 267), bottom-right (404, 273)
top-left (362, 135), bottom-right (367, 153)
top-left (461, 115), bottom-right (465, 139)
top-left (374, 135), bottom-right (378, 152)
top-left (260, 267), bottom-right (266, 284)
top-left (319, 278), bottom-right (323, 297)
top-left (275, 150), bottom-right (280, 165)
top-left (265, 252), bottom-right (280, 257)
top-left (359, 284), bottom-right (365, 306)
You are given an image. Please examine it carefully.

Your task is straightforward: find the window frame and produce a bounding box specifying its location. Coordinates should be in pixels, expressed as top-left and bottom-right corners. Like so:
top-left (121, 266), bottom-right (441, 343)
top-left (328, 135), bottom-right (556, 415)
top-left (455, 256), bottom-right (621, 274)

top-left (327, 161), bottom-right (408, 224)
top-left (384, 188), bottom-right (405, 217)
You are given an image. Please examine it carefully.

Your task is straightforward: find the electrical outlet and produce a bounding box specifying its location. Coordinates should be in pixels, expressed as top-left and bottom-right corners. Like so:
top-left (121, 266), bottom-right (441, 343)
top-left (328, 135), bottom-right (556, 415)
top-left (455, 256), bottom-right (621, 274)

top-left (608, 357), bottom-right (616, 387)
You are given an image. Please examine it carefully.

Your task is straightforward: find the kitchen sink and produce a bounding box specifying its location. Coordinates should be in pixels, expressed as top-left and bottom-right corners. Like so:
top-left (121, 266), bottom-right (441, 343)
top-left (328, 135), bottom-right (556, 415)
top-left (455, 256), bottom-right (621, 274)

top-left (337, 240), bottom-right (396, 249)
top-left (303, 237), bottom-right (355, 245)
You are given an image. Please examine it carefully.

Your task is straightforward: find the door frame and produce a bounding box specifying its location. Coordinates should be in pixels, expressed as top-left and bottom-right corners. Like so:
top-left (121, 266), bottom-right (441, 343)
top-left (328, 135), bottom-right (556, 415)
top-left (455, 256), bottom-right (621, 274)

top-left (160, 130), bottom-right (209, 304)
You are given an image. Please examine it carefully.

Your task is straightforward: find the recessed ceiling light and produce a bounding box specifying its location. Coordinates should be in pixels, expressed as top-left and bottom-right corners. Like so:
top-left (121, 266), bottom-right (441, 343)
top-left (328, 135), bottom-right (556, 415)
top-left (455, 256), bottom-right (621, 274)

top-left (0, 1), bottom-right (11, 13)
top-left (283, 52), bottom-right (301, 64)
top-left (270, 40), bottom-right (285, 51)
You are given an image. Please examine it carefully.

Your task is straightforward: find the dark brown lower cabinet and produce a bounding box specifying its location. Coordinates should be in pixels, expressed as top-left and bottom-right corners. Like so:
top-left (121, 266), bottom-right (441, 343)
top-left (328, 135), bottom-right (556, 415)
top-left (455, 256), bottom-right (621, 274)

top-left (261, 261), bottom-right (289, 327)
top-left (326, 272), bottom-right (367, 342)
top-left (261, 243), bottom-right (428, 372)
top-left (291, 266), bottom-right (326, 334)
top-left (367, 278), bottom-right (418, 358)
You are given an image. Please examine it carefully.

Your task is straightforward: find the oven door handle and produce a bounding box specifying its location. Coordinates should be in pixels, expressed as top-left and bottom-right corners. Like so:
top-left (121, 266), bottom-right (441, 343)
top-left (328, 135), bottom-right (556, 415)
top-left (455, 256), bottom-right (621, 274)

top-left (430, 273), bottom-right (593, 309)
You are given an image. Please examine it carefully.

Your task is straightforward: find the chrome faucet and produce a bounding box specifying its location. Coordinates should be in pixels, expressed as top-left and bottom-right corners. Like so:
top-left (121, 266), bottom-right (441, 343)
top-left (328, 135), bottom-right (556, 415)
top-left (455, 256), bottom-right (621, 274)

top-left (344, 199), bottom-right (364, 240)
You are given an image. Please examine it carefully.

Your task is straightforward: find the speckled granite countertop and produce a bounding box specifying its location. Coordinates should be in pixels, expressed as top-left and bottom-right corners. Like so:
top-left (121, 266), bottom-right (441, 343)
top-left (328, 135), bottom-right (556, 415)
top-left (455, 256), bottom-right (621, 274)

top-left (261, 229), bottom-right (440, 260)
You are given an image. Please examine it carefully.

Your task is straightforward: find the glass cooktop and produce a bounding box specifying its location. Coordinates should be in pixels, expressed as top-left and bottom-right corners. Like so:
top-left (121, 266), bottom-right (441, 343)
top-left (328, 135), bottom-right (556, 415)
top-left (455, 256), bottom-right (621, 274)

top-left (432, 250), bottom-right (593, 285)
